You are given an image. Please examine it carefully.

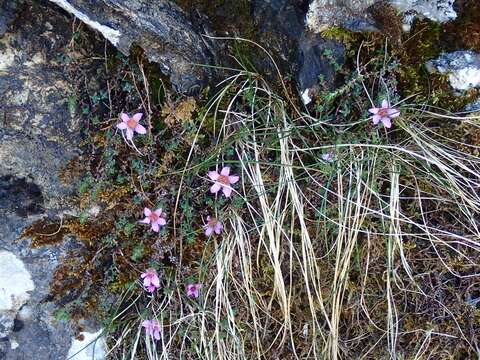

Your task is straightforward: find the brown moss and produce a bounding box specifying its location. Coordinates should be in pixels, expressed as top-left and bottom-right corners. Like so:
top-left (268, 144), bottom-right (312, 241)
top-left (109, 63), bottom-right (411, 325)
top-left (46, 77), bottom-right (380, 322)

top-left (369, 1), bottom-right (403, 48)
top-left (22, 217), bottom-right (113, 247)
top-left (444, 0), bottom-right (480, 52)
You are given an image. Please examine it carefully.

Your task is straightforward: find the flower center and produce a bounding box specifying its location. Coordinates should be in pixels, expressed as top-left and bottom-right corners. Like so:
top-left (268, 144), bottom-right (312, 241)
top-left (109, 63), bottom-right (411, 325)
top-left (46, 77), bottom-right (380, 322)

top-left (378, 108), bottom-right (389, 117)
top-left (149, 212), bottom-right (159, 222)
top-left (127, 118), bottom-right (137, 129)
top-left (218, 175), bottom-right (230, 185)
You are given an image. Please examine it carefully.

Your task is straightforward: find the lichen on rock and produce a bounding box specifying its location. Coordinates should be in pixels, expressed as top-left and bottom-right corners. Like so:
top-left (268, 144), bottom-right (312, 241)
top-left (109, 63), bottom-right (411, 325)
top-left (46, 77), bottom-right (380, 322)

top-left (426, 50), bottom-right (480, 91)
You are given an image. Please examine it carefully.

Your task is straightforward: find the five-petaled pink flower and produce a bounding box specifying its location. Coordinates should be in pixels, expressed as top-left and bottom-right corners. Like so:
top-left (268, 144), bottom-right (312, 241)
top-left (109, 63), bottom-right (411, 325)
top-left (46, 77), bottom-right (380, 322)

top-left (140, 207), bottom-right (167, 232)
top-left (142, 319), bottom-right (161, 340)
top-left (208, 167), bottom-right (239, 198)
top-left (141, 268), bottom-right (161, 293)
top-left (368, 100), bottom-right (400, 129)
top-left (117, 112), bottom-right (147, 140)
top-left (186, 283), bottom-right (202, 298)
top-left (203, 216), bottom-right (223, 237)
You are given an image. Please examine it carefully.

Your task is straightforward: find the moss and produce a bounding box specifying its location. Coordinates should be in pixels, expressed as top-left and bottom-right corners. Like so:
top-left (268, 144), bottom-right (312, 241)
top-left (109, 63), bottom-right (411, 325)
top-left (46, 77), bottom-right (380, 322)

top-left (320, 27), bottom-right (355, 45)
top-left (22, 217), bottom-right (113, 248)
top-left (397, 18), bottom-right (479, 111)
top-left (59, 156), bottom-right (86, 185)
top-left (444, 0), bottom-right (480, 52)
top-left (369, 1), bottom-right (403, 47)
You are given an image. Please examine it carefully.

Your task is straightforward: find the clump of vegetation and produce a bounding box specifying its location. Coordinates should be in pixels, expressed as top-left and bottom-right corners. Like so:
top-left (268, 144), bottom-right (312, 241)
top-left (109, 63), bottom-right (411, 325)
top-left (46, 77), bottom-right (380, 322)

top-left (21, 6), bottom-right (480, 359)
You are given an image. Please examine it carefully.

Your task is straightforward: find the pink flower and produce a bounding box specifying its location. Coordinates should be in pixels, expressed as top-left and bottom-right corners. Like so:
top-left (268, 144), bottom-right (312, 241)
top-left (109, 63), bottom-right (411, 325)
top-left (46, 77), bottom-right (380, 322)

top-left (141, 268), bottom-right (161, 293)
top-left (207, 167), bottom-right (240, 198)
top-left (117, 112), bottom-right (147, 140)
top-left (368, 99), bottom-right (400, 129)
top-left (321, 151), bottom-right (335, 163)
top-left (203, 216), bottom-right (223, 237)
top-left (142, 319), bottom-right (161, 340)
top-left (186, 283), bottom-right (202, 298)
top-left (139, 207), bottom-right (167, 232)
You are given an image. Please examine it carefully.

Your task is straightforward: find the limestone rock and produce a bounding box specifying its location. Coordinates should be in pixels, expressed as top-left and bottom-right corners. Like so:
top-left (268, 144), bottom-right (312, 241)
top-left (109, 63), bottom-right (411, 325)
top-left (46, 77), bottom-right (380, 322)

top-left (426, 51), bottom-right (480, 91)
top-left (390, 0), bottom-right (457, 24)
top-left (305, 0), bottom-right (457, 34)
top-left (0, 251), bottom-right (35, 338)
top-left (67, 329), bottom-right (106, 360)
top-left (306, 0), bottom-right (377, 33)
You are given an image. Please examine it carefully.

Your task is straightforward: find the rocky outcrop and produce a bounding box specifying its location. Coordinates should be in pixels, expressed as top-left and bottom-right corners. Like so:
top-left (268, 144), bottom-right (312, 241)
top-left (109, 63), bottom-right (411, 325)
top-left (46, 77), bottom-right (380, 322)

top-left (0, 1), bottom-right (103, 358)
top-left (48, 0), bottom-right (217, 94)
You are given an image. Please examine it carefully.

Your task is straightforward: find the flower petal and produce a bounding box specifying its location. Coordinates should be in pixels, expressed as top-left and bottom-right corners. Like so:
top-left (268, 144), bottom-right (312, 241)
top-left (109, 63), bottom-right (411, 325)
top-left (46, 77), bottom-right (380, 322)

top-left (228, 175), bottom-right (239, 184)
top-left (144, 208), bottom-right (152, 217)
top-left (222, 186), bottom-right (232, 197)
top-left (154, 208), bottom-right (163, 217)
top-left (133, 113), bottom-right (143, 121)
top-left (388, 108), bottom-right (400, 118)
top-left (208, 171), bottom-right (219, 181)
top-left (121, 113), bottom-right (130, 122)
top-left (214, 223), bottom-right (223, 234)
top-left (368, 107), bottom-right (379, 114)
top-left (139, 217), bottom-right (151, 224)
top-left (151, 276), bottom-right (160, 287)
top-left (126, 128), bottom-right (134, 141)
top-left (151, 222), bottom-right (159, 232)
top-left (205, 226), bottom-right (213, 237)
top-left (135, 124), bottom-right (147, 134)
top-left (382, 117), bottom-right (392, 128)
top-left (381, 99), bottom-right (389, 109)
top-left (142, 320), bottom-right (151, 329)
top-left (210, 183), bottom-right (221, 194)
top-left (372, 114), bottom-right (381, 125)
top-left (220, 167), bottom-right (230, 176)
top-left (117, 122), bottom-right (127, 130)
top-left (153, 329), bottom-right (161, 340)
top-left (157, 218), bottom-right (167, 226)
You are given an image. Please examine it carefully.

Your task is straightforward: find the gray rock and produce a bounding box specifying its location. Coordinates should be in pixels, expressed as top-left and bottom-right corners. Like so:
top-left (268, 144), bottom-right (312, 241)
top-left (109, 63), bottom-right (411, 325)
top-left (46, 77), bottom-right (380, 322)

top-left (67, 329), bottom-right (106, 360)
top-left (251, 0), bottom-right (346, 104)
top-left (0, 0), bottom-right (23, 36)
top-left (48, 0), bottom-right (217, 94)
top-left (390, 0), bottom-right (457, 30)
top-left (305, 0), bottom-right (457, 34)
top-left (0, 1), bottom-right (101, 358)
top-left (297, 33), bottom-right (345, 104)
top-left (306, 0), bottom-right (377, 33)
top-left (426, 51), bottom-right (480, 91)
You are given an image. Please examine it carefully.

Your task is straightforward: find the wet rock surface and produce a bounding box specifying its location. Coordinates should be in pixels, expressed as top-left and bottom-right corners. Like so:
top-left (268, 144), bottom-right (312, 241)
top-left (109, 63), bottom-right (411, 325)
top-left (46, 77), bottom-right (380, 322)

top-left (0, 1), bottom-right (102, 358)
